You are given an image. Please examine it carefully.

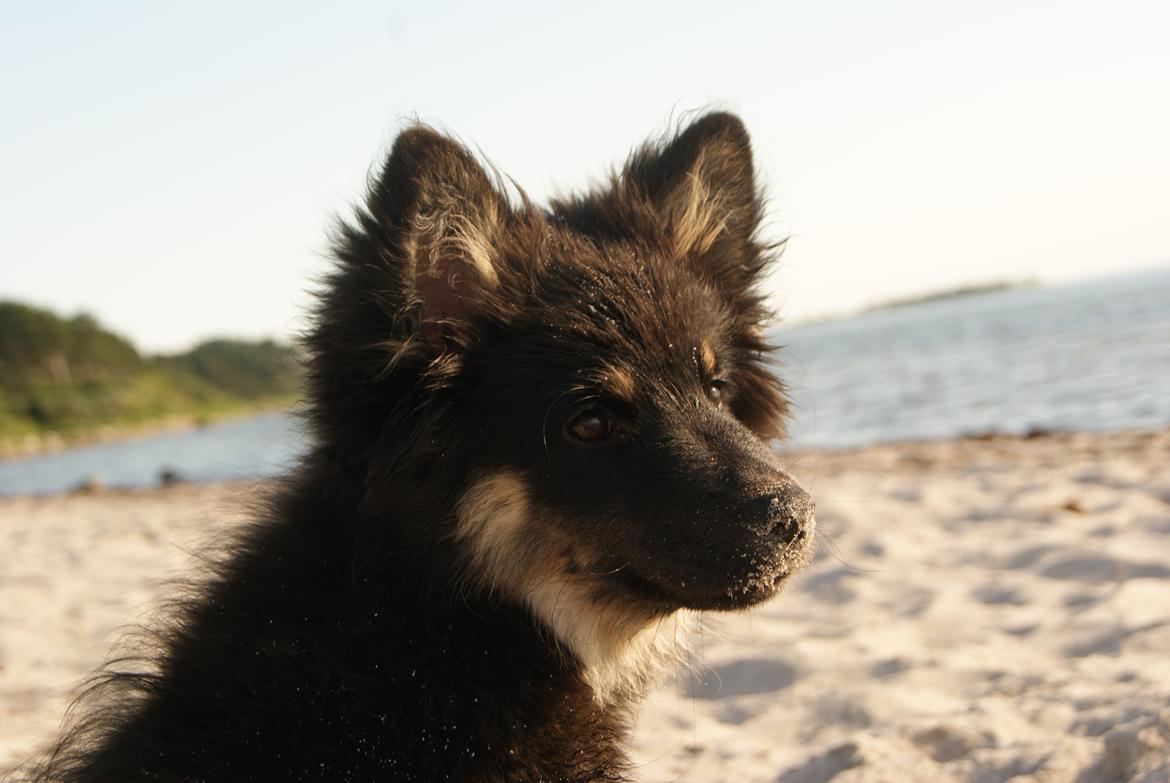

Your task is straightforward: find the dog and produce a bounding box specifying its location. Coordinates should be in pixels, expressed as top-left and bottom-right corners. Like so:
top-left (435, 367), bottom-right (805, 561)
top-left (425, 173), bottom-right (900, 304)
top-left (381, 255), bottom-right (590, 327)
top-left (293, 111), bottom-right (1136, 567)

top-left (29, 112), bottom-right (815, 782)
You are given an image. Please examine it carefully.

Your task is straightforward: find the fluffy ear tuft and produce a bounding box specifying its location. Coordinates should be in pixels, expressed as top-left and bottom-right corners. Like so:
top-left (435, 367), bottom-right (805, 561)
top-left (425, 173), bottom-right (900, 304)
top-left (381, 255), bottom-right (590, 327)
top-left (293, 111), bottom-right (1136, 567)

top-left (626, 112), bottom-right (768, 289)
top-left (374, 127), bottom-right (507, 344)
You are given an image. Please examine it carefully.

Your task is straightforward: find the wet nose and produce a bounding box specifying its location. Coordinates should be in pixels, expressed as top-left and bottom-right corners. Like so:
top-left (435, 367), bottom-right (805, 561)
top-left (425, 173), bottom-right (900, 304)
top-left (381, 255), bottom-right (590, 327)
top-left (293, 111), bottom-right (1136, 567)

top-left (738, 485), bottom-right (815, 543)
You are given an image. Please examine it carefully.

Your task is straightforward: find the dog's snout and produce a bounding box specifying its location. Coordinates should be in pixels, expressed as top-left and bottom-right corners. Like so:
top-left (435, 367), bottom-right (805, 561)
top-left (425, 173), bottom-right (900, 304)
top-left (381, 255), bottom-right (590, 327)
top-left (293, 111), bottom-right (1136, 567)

top-left (738, 485), bottom-right (815, 543)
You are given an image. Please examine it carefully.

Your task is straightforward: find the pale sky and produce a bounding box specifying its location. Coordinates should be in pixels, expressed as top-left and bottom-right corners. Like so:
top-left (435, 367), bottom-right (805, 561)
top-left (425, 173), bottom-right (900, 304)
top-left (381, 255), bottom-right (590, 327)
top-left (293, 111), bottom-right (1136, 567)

top-left (2, 1), bottom-right (1167, 352)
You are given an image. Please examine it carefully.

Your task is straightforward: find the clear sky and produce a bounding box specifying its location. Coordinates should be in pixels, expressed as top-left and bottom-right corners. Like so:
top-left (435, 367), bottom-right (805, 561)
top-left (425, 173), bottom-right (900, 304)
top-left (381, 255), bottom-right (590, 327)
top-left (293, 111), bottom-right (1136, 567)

top-left (2, 1), bottom-right (1167, 351)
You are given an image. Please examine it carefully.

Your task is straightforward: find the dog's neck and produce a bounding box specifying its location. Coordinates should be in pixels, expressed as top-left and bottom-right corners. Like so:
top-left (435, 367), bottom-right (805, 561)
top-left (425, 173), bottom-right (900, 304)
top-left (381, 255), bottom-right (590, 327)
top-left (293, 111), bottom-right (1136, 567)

top-left (451, 469), bottom-right (688, 705)
top-left (524, 578), bottom-right (688, 705)
top-left (362, 548), bottom-right (644, 780)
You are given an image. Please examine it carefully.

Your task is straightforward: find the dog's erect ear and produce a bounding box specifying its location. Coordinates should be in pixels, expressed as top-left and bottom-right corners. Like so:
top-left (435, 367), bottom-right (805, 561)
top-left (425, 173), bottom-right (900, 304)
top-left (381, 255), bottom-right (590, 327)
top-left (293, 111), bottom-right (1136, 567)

top-left (372, 127), bottom-right (506, 344)
top-left (627, 112), bottom-right (767, 288)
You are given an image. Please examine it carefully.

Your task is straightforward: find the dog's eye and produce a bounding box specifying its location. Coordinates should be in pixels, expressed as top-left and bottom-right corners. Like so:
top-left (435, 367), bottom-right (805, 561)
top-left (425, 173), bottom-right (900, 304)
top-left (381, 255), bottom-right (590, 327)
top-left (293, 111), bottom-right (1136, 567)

top-left (706, 379), bottom-right (729, 406)
top-left (565, 408), bottom-right (613, 444)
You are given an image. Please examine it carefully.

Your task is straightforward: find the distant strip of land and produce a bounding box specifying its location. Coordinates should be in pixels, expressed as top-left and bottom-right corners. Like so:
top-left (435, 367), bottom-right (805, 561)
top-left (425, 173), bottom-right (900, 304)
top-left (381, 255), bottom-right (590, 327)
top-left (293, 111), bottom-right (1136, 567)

top-left (0, 300), bottom-right (300, 458)
top-left (862, 279), bottom-right (1038, 313)
top-left (789, 279), bottom-right (1039, 327)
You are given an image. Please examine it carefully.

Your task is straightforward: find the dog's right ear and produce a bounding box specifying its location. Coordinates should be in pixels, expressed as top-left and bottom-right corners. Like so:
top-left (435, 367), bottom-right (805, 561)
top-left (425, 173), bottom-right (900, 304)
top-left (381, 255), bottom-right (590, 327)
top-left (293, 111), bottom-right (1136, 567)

top-left (367, 127), bottom-right (507, 346)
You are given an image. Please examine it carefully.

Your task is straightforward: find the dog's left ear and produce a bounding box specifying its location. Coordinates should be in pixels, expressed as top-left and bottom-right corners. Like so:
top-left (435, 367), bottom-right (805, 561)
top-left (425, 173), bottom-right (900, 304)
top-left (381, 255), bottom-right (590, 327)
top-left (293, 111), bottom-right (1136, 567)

top-left (627, 112), bottom-right (767, 291)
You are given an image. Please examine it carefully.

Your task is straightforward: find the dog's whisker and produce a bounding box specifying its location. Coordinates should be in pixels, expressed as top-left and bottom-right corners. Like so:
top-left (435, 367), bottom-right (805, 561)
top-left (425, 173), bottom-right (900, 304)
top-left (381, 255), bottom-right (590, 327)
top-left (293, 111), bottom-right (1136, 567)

top-left (807, 530), bottom-right (886, 579)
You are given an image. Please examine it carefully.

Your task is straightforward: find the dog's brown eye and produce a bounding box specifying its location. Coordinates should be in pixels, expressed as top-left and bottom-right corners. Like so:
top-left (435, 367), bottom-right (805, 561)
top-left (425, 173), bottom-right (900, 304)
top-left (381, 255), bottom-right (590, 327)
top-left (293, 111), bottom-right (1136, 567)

top-left (566, 408), bottom-right (613, 443)
top-left (706, 380), bottom-right (728, 406)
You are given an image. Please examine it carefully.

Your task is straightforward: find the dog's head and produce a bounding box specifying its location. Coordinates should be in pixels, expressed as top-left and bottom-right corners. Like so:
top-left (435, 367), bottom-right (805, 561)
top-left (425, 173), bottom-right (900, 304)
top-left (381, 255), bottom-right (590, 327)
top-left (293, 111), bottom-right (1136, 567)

top-left (311, 113), bottom-right (814, 690)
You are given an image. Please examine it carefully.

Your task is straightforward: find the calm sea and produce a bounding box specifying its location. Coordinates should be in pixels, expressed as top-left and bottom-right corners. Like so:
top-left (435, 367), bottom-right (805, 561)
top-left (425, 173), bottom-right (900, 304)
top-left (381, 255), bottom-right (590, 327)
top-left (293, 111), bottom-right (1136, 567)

top-left (2, 266), bottom-right (1168, 495)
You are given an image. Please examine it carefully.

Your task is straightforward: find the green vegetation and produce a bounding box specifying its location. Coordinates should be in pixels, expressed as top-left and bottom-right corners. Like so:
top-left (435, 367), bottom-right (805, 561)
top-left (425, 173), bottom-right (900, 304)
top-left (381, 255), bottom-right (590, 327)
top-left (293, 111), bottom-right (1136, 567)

top-left (0, 300), bottom-right (301, 447)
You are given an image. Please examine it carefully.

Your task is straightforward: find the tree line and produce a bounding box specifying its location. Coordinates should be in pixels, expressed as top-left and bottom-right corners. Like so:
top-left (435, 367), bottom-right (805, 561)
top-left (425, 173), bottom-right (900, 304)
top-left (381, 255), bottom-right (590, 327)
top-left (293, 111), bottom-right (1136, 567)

top-left (0, 300), bottom-right (300, 440)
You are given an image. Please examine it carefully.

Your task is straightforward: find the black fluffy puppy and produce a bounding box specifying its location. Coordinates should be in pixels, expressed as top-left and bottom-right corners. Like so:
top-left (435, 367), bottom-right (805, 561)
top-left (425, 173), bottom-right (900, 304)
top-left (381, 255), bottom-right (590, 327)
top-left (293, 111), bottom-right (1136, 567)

top-left (30, 113), bottom-right (814, 782)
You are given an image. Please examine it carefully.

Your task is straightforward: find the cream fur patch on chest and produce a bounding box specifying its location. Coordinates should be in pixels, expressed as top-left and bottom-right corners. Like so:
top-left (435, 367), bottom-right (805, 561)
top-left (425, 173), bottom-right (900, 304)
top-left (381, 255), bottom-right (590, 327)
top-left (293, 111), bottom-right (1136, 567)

top-left (454, 471), bottom-right (688, 704)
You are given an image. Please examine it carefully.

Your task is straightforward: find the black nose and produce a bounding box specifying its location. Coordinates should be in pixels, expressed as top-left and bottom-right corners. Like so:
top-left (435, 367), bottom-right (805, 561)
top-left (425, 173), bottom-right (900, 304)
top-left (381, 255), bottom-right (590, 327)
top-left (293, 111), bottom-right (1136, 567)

top-left (738, 486), bottom-right (815, 543)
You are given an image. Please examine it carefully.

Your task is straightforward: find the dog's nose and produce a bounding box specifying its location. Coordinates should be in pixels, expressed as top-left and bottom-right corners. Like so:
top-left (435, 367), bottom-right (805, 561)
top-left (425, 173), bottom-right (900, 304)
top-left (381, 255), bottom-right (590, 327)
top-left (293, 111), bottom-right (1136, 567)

top-left (738, 485), bottom-right (815, 543)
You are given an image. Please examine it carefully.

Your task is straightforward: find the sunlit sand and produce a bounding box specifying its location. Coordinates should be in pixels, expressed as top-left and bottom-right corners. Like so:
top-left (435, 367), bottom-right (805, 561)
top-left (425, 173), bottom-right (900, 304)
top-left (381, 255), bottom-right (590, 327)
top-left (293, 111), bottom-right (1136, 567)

top-left (3, 428), bottom-right (1168, 781)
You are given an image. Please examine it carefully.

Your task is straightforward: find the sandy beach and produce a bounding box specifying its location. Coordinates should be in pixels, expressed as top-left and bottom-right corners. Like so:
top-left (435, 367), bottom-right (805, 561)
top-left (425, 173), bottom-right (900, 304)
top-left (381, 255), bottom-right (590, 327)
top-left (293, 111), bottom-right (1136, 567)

top-left (2, 428), bottom-right (1168, 782)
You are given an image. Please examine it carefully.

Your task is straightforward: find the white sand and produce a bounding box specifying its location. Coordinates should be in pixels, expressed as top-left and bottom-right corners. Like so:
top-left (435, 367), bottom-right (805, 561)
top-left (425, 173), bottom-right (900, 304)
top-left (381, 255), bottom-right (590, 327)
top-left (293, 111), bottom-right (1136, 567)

top-left (3, 429), bottom-right (1169, 781)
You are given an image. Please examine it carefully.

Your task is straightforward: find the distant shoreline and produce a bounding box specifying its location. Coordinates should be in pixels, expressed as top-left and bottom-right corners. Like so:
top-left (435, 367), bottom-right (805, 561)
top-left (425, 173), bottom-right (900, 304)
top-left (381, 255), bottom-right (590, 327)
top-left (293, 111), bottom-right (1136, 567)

top-left (861, 278), bottom-right (1038, 313)
top-left (5, 421), bottom-right (1167, 497)
top-left (0, 397), bottom-right (298, 462)
top-left (785, 277), bottom-right (1039, 328)
top-left (0, 301), bottom-right (303, 463)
